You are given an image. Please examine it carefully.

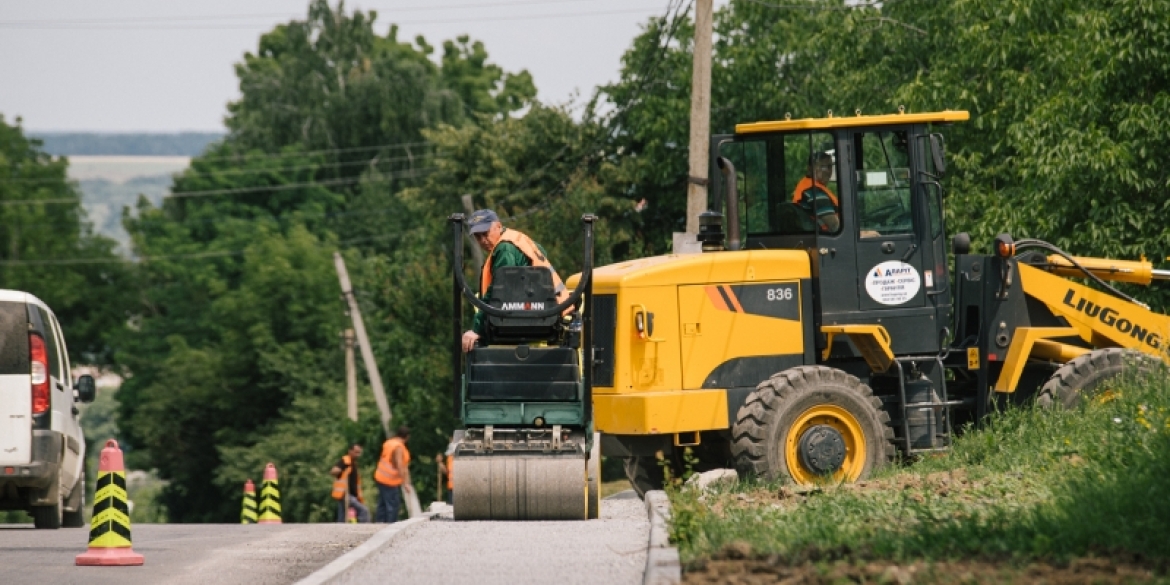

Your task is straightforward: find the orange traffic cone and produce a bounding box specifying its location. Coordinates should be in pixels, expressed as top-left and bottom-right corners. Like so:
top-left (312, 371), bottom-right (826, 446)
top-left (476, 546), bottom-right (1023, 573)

top-left (240, 480), bottom-right (257, 524)
top-left (76, 440), bottom-right (144, 566)
top-left (257, 463), bottom-right (282, 524)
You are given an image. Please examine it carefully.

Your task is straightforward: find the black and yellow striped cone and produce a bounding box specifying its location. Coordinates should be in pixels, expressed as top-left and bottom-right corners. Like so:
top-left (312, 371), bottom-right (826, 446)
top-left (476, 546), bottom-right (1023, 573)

top-left (241, 479), bottom-right (257, 524)
top-left (76, 439), bottom-right (144, 566)
top-left (257, 463), bottom-right (282, 524)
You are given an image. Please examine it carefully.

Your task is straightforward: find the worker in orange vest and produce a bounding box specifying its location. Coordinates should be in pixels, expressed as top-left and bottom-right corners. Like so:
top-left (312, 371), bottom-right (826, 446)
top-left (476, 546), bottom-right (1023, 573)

top-left (374, 426), bottom-right (412, 523)
top-left (329, 443), bottom-right (369, 522)
top-left (439, 435), bottom-right (456, 504)
top-left (461, 209), bottom-right (572, 352)
top-left (792, 152), bottom-right (840, 233)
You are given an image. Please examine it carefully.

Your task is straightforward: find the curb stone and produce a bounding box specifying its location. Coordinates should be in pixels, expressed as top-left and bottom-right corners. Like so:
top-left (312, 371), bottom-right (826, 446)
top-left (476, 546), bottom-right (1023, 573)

top-left (643, 490), bottom-right (682, 585)
top-left (294, 512), bottom-right (437, 585)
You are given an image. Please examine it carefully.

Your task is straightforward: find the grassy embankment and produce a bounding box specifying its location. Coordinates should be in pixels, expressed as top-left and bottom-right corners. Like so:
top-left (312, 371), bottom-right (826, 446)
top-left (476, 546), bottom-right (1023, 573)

top-left (668, 361), bottom-right (1170, 582)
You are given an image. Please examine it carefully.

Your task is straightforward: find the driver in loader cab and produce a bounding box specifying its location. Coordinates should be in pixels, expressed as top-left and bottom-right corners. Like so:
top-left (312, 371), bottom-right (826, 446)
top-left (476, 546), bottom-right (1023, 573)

top-left (793, 152), bottom-right (840, 233)
top-left (461, 209), bottom-right (571, 352)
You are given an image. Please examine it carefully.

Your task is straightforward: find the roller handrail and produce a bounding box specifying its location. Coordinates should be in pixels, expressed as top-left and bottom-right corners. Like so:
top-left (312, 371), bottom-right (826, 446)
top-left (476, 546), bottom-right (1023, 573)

top-left (449, 213), bottom-right (595, 318)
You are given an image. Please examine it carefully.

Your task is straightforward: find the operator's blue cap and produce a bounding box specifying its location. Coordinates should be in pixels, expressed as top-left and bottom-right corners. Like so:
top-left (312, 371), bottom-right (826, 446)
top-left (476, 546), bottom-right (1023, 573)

top-left (467, 209), bottom-right (499, 234)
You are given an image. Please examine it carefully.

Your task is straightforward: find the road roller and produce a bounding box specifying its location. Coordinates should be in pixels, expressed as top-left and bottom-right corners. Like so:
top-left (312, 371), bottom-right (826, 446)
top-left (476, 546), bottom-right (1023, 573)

top-left (447, 213), bottom-right (600, 520)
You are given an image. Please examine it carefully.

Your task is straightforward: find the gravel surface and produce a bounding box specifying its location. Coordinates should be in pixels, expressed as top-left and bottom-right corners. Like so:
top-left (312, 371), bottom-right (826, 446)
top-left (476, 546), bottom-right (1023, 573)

top-left (329, 490), bottom-right (649, 585)
top-left (0, 523), bottom-right (381, 585)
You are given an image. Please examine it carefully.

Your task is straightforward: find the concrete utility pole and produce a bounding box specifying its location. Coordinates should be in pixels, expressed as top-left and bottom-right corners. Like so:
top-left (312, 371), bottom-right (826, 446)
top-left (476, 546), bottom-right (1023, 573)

top-left (685, 0), bottom-right (714, 236)
top-left (333, 252), bottom-right (392, 437)
top-left (343, 329), bottom-right (357, 422)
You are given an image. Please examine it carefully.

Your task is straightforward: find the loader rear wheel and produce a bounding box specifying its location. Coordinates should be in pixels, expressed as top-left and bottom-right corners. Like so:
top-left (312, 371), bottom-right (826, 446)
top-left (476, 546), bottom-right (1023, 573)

top-left (731, 366), bottom-right (894, 485)
top-left (1037, 348), bottom-right (1161, 409)
top-left (622, 456), bottom-right (666, 498)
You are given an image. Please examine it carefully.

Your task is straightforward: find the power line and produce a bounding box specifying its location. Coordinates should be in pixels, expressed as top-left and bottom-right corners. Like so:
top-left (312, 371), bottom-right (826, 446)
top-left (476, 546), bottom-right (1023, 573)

top-left (0, 0), bottom-right (620, 26)
top-left (0, 7), bottom-right (664, 30)
top-left (0, 228), bottom-right (407, 267)
top-left (0, 151), bottom-right (436, 186)
top-left (164, 169), bottom-right (433, 199)
top-left (0, 168), bottom-right (433, 207)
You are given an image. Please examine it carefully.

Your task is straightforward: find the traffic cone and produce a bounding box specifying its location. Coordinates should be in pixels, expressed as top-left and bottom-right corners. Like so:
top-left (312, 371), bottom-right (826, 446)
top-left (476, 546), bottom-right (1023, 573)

top-left (345, 507), bottom-right (357, 523)
top-left (257, 463), bottom-right (282, 524)
top-left (76, 439), bottom-right (144, 566)
top-left (240, 479), bottom-right (257, 524)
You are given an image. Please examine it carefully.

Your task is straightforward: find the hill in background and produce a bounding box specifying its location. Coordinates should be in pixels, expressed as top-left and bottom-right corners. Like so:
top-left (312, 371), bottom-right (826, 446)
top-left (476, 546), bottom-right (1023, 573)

top-left (26, 132), bottom-right (224, 254)
top-left (30, 131), bottom-right (224, 156)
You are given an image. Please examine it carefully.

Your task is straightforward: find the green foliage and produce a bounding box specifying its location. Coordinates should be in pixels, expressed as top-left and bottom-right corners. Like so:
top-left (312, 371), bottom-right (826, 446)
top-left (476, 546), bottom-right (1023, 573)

top-left (670, 361), bottom-right (1170, 563)
top-left (0, 115), bottom-right (129, 362)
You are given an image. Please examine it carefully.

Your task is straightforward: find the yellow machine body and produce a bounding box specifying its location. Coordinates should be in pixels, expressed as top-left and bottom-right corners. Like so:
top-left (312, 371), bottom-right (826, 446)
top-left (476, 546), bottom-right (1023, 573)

top-left (570, 250), bottom-right (811, 437)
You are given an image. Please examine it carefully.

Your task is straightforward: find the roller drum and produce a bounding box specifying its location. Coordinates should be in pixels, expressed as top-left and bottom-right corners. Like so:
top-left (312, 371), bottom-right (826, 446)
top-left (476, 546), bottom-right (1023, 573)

top-left (454, 453), bottom-right (587, 521)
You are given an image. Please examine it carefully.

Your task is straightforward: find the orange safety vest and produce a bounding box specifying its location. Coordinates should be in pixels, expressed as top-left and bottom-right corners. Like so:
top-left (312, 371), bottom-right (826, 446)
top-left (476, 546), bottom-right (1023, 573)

top-left (480, 229), bottom-right (572, 313)
top-left (331, 454), bottom-right (363, 502)
top-left (446, 454), bottom-right (454, 491)
top-left (792, 177), bottom-right (839, 206)
top-left (374, 437), bottom-right (410, 487)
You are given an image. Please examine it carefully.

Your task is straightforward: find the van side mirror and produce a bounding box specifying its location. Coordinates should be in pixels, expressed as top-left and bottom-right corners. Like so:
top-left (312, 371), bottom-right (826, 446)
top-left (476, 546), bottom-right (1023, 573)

top-left (75, 375), bottom-right (96, 403)
top-left (929, 133), bottom-right (947, 177)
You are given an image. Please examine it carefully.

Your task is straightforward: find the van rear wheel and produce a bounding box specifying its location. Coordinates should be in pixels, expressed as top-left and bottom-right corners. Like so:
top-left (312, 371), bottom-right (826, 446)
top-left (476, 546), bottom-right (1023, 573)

top-left (33, 490), bottom-right (63, 529)
top-left (62, 473), bottom-right (86, 528)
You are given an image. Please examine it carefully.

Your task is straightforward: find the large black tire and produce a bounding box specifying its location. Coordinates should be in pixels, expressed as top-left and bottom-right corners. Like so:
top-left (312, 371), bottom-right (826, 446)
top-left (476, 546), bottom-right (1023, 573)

top-left (1037, 348), bottom-right (1161, 409)
top-left (622, 456), bottom-right (666, 498)
top-left (732, 366), bottom-right (894, 484)
top-left (32, 486), bottom-right (63, 529)
top-left (62, 473), bottom-right (86, 528)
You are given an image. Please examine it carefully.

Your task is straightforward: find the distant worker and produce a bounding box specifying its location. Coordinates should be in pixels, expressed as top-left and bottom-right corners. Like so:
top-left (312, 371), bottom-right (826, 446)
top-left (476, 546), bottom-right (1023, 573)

top-left (374, 426), bottom-right (413, 523)
top-left (793, 152), bottom-right (840, 233)
top-left (329, 443), bottom-right (370, 523)
top-left (440, 435), bottom-right (456, 504)
top-left (461, 209), bottom-right (572, 352)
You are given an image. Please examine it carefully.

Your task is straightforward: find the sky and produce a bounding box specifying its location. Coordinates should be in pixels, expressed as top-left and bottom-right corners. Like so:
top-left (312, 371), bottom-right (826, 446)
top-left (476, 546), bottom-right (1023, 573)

top-left (0, 0), bottom-right (708, 133)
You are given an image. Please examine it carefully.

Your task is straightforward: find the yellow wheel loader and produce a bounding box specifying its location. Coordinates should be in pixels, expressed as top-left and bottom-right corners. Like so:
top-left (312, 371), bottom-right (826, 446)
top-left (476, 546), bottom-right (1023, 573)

top-left (578, 110), bottom-right (1170, 493)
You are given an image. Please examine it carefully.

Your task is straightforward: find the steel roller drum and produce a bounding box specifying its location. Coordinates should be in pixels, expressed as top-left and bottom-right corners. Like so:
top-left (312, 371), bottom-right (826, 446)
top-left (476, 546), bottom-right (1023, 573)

top-left (453, 453), bottom-right (587, 520)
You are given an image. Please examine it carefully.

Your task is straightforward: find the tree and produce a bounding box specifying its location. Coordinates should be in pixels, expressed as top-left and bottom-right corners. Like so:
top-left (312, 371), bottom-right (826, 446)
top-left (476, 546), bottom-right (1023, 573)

top-left (0, 115), bottom-right (128, 362)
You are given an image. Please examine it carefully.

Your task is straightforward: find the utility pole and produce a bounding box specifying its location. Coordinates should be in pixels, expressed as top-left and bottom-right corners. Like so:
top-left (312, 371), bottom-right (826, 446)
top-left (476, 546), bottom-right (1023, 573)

top-left (685, 0), bottom-right (713, 236)
top-left (343, 329), bottom-right (357, 422)
top-left (333, 252), bottom-right (392, 437)
top-left (460, 194), bottom-right (485, 269)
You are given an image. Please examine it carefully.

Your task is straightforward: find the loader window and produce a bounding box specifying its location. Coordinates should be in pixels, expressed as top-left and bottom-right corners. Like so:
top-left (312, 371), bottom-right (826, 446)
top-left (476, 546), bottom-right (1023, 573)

top-left (718, 131), bottom-right (839, 237)
top-left (854, 131), bottom-right (914, 238)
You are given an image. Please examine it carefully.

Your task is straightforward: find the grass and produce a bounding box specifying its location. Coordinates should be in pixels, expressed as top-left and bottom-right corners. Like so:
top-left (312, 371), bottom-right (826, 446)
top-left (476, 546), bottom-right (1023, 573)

top-left (667, 361), bottom-right (1170, 573)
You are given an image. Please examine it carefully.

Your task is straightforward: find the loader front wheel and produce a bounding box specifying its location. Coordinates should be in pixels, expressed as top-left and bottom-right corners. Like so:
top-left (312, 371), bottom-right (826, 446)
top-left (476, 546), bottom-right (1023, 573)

top-left (732, 366), bottom-right (894, 485)
top-left (1037, 348), bottom-right (1161, 409)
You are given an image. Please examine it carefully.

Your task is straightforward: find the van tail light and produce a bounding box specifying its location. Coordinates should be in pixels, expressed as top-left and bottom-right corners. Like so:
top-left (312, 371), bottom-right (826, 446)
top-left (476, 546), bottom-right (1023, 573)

top-left (30, 333), bottom-right (49, 415)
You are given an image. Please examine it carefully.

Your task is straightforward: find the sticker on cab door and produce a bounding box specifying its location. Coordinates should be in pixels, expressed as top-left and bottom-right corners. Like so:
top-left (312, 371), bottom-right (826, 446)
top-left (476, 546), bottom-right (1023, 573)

top-left (865, 261), bottom-right (921, 305)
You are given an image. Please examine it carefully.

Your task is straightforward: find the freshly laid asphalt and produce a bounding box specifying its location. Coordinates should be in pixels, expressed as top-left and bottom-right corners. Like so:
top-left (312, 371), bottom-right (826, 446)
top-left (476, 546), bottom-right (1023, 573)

top-left (328, 490), bottom-right (650, 585)
top-left (0, 523), bottom-right (380, 585)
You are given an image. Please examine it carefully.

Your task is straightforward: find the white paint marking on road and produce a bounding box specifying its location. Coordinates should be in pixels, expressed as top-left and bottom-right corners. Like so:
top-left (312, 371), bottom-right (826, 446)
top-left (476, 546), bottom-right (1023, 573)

top-left (294, 513), bottom-right (436, 585)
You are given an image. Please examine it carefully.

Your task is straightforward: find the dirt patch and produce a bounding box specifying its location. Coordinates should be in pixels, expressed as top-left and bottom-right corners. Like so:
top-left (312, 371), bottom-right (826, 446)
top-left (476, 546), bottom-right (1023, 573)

top-left (684, 556), bottom-right (1157, 584)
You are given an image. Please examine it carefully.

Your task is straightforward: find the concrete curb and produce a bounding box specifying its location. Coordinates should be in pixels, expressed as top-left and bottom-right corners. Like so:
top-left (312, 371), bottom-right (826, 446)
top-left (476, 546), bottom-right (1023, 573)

top-left (642, 491), bottom-right (681, 585)
top-left (295, 512), bottom-right (436, 585)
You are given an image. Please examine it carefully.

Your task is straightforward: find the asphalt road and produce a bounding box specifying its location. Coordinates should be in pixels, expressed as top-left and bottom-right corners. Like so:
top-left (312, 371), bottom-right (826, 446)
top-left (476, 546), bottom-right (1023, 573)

top-left (0, 523), bottom-right (381, 585)
top-left (329, 490), bottom-right (650, 585)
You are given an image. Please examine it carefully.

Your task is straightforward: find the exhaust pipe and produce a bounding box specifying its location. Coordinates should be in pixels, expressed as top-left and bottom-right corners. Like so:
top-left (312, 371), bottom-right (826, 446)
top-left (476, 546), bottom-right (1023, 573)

top-left (716, 156), bottom-right (741, 251)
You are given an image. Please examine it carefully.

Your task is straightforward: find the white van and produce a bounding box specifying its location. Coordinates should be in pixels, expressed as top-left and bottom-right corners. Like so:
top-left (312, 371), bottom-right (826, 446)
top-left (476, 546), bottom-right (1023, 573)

top-left (0, 290), bottom-right (95, 528)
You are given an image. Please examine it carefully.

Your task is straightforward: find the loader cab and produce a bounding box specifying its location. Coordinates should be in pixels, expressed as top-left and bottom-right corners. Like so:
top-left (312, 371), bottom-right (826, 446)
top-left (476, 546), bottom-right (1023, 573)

top-left (712, 111), bottom-right (965, 355)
